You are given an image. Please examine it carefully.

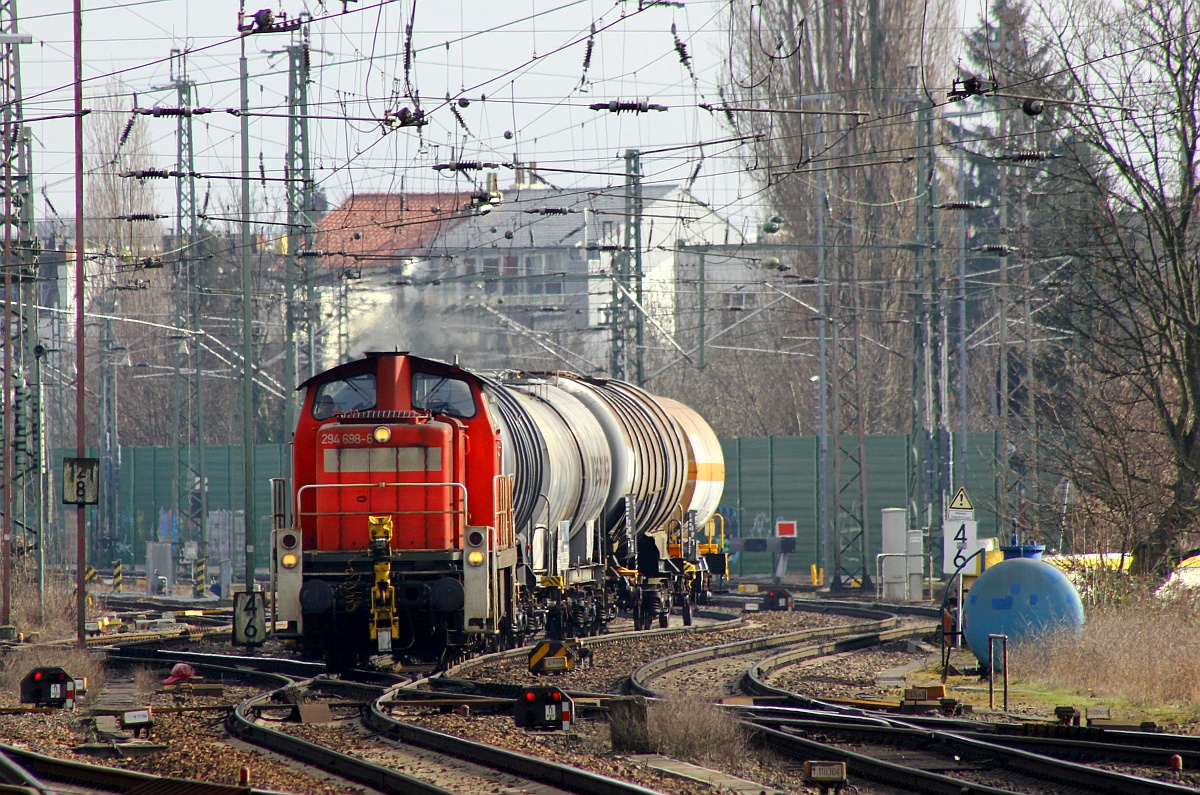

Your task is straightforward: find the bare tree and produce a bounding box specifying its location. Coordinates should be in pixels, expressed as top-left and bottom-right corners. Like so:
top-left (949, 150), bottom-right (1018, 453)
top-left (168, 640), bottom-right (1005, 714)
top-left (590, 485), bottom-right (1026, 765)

top-left (85, 81), bottom-right (162, 256)
top-left (1033, 0), bottom-right (1200, 575)
top-left (720, 0), bottom-right (957, 435)
top-left (82, 81), bottom-right (176, 447)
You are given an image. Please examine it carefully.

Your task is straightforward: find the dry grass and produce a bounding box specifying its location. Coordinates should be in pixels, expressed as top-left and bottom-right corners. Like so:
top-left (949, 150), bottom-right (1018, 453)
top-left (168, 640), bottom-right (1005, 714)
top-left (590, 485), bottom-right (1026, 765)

top-left (646, 695), bottom-right (749, 767)
top-left (0, 646), bottom-right (107, 707)
top-left (7, 567), bottom-right (91, 642)
top-left (0, 568), bottom-right (106, 707)
top-left (1009, 593), bottom-right (1200, 707)
top-left (132, 666), bottom-right (163, 696)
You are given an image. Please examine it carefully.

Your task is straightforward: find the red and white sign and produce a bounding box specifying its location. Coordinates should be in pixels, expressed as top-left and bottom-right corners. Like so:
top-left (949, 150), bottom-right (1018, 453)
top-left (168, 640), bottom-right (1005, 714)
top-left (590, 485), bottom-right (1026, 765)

top-left (776, 520), bottom-right (797, 538)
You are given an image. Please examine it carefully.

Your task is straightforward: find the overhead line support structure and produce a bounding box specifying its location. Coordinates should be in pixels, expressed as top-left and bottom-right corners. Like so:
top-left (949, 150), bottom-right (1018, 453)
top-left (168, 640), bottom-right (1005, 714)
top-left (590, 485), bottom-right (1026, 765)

top-left (828, 130), bottom-right (872, 594)
top-left (282, 24), bottom-right (315, 436)
top-left (1, 4), bottom-right (41, 626)
top-left (156, 49), bottom-right (208, 589)
top-left (906, 68), bottom-right (947, 572)
top-left (72, 0), bottom-right (86, 649)
top-left (239, 30), bottom-right (257, 591)
top-left (609, 149), bottom-right (644, 384)
top-left (237, 7), bottom-right (301, 591)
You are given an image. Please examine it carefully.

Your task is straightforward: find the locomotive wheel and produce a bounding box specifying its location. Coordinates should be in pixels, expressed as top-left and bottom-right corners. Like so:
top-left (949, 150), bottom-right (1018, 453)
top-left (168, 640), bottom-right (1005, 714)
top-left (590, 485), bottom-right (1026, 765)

top-left (682, 599), bottom-right (693, 626)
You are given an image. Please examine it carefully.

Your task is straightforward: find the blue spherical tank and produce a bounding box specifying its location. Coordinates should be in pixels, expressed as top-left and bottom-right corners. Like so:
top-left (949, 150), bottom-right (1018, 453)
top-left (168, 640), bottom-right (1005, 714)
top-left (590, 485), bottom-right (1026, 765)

top-left (961, 557), bottom-right (1084, 671)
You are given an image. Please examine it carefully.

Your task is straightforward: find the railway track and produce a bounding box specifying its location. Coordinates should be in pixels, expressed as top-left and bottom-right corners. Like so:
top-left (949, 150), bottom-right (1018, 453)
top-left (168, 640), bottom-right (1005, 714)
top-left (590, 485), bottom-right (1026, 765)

top-left (101, 611), bottom-right (741, 794)
top-left (0, 742), bottom-right (279, 795)
top-left (625, 599), bottom-right (1197, 794)
top-left (744, 640), bottom-right (1200, 792)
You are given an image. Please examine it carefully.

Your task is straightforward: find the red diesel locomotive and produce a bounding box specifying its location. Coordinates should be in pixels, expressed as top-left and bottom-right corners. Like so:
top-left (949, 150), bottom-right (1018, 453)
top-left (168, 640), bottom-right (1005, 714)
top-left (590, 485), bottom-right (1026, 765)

top-left (272, 352), bottom-right (725, 668)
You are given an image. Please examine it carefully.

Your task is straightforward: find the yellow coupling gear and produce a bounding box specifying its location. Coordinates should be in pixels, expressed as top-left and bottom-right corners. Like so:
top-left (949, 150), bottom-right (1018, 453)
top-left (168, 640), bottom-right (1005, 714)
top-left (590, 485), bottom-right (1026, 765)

top-left (367, 516), bottom-right (401, 652)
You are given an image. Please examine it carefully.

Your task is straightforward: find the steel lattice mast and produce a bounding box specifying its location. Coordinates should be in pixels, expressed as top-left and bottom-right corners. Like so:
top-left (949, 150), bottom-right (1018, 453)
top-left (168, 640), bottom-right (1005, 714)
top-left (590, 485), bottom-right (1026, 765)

top-left (1, 0), bottom-right (43, 624)
top-left (284, 24), bottom-right (315, 432)
top-left (160, 49), bottom-right (208, 588)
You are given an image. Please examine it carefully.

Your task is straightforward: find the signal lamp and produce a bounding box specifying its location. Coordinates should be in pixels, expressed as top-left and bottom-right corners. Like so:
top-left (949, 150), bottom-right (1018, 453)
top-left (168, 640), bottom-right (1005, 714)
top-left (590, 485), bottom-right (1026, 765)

top-left (280, 532), bottom-right (298, 549)
top-left (33, 671), bottom-right (42, 681)
top-left (468, 550), bottom-right (485, 566)
top-left (281, 553), bottom-right (299, 569)
top-left (524, 691), bottom-right (535, 702)
top-left (372, 426), bottom-right (392, 444)
top-left (468, 530), bottom-right (485, 547)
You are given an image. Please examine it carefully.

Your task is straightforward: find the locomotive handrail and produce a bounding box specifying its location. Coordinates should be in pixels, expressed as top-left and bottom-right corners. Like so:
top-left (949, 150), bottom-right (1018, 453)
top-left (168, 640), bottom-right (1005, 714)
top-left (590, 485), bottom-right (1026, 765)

top-left (296, 481), bottom-right (469, 523)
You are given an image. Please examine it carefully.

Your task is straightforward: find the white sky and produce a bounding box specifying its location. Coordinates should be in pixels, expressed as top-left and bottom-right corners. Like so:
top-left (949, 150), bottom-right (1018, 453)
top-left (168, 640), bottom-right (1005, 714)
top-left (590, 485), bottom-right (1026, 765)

top-left (18, 1), bottom-right (771, 241)
top-left (16, 1), bottom-right (984, 242)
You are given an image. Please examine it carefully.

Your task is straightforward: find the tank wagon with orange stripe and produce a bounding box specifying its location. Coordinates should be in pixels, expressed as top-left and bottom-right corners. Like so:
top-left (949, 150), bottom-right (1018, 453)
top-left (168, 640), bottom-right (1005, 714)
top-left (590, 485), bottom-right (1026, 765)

top-left (273, 352), bottom-right (726, 668)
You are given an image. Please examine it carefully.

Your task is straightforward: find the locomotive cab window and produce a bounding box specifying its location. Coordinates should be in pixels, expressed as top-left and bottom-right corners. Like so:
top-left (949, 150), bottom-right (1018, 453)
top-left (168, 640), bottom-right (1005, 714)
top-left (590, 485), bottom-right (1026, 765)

top-left (412, 372), bottom-right (476, 418)
top-left (312, 373), bottom-right (377, 420)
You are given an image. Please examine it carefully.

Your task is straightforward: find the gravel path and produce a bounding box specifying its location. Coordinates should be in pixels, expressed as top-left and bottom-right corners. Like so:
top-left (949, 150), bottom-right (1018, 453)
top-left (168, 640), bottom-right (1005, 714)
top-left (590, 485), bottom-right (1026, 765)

top-left (460, 609), bottom-right (862, 694)
top-left (390, 704), bottom-right (917, 795)
top-left (645, 648), bottom-right (771, 699)
top-left (0, 675), bottom-right (353, 793)
top-left (278, 713), bottom-right (579, 794)
top-left (767, 641), bottom-right (930, 702)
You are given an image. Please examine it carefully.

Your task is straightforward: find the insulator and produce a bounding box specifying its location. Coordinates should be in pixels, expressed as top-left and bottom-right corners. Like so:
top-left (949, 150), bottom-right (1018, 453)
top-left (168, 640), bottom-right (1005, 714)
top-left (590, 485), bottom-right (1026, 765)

top-left (451, 105), bottom-right (471, 134)
top-left (672, 23), bottom-right (695, 79)
top-left (116, 116), bottom-right (136, 151)
top-left (974, 244), bottom-right (1017, 255)
top-left (1005, 150), bottom-right (1048, 161)
top-left (581, 26), bottom-right (595, 73)
top-left (121, 169), bottom-right (170, 179)
top-left (403, 23), bottom-right (414, 76)
top-left (589, 100), bottom-right (667, 114)
top-left (438, 161), bottom-right (481, 171)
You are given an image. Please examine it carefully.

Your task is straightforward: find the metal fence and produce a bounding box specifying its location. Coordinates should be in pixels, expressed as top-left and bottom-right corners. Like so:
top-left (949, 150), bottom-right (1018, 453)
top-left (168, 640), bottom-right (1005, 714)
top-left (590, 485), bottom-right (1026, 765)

top-left (721, 433), bottom-right (1000, 577)
top-left (54, 432), bottom-right (1000, 571)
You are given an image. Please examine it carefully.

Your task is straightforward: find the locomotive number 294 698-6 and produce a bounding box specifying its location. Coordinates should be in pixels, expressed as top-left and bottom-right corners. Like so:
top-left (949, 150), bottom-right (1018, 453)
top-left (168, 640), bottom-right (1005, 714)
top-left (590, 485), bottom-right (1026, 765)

top-left (321, 432), bottom-right (369, 446)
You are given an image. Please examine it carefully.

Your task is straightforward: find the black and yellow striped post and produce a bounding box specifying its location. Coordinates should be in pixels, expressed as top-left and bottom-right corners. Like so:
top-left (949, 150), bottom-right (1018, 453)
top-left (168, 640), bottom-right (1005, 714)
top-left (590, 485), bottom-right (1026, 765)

top-left (193, 558), bottom-right (207, 598)
top-left (75, 566), bottom-right (99, 608)
top-left (111, 560), bottom-right (123, 593)
top-left (528, 639), bottom-right (577, 675)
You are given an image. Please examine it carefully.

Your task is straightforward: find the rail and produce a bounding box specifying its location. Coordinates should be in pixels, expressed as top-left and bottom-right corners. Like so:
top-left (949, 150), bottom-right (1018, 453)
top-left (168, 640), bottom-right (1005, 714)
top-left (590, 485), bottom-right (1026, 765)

top-left (744, 644), bottom-right (1200, 795)
top-left (629, 605), bottom-right (905, 698)
top-left (443, 607), bottom-right (744, 680)
top-left (366, 691), bottom-right (662, 795)
top-left (228, 678), bottom-right (456, 795)
top-left (0, 742), bottom-right (274, 795)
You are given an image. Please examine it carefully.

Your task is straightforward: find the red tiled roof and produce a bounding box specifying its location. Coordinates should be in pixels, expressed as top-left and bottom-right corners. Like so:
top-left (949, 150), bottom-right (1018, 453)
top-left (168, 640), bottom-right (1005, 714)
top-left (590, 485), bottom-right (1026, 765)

top-left (315, 192), bottom-right (467, 270)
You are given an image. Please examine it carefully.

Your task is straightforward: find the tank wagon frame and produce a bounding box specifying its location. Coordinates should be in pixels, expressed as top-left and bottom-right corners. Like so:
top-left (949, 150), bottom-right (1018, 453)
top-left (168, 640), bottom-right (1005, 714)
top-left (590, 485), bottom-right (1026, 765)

top-left (272, 352), bottom-right (726, 668)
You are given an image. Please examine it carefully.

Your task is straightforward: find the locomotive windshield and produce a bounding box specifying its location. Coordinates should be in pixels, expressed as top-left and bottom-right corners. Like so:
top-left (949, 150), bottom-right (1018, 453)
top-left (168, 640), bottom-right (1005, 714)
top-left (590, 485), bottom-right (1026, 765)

top-left (312, 373), bottom-right (377, 420)
top-left (412, 372), bottom-right (476, 418)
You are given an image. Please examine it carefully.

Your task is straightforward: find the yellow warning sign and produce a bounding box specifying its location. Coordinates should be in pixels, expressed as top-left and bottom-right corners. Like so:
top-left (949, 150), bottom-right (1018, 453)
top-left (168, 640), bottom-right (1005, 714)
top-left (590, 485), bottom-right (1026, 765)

top-left (948, 487), bottom-right (974, 511)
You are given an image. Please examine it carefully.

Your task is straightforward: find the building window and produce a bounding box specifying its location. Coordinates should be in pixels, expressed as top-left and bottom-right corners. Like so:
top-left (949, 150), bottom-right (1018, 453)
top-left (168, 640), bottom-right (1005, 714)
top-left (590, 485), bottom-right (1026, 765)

top-left (722, 291), bottom-right (756, 312)
top-left (543, 253), bottom-right (562, 295)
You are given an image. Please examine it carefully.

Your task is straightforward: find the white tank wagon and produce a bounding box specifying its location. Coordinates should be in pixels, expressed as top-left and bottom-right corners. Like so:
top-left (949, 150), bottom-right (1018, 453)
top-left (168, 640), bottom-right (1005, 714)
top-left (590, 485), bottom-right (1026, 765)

top-left (484, 372), bottom-right (727, 632)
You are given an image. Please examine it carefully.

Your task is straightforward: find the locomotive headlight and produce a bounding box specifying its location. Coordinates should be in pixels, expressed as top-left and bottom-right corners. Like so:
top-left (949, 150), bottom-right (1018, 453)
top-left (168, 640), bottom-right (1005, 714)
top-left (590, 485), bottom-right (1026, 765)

top-left (372, 426), bottom-right (392, 444)
top-left (281, 552), bottom-right (299, 569)
top-left (467, 550), bottom-right (485, 566)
